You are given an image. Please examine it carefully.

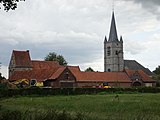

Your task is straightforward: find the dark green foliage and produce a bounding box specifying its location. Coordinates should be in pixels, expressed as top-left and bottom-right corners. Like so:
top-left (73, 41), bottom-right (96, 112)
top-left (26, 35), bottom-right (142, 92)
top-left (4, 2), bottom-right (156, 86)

top-left (84, 67), bottom-right (94, 72)
top-left (0, 83), bottom-right (7, 89)
top-left (152, 75), bottom-right (160, 80)
top-left (0, 0), bottom-right (25, 11)
top-left (153, 66), bottom-right (160, 86)
top-left (44, 52), bottom-right (68, 66)
top-left (0, 73), bottom-right (7, 89)
top-left (156, 80), bottom-right (160, 87)
top-left (153, 65), bottom-right (160, 75)
top-left (1, 87), bottom-right (160, 98)
top-left (0, 72), bottom-right (5, 80)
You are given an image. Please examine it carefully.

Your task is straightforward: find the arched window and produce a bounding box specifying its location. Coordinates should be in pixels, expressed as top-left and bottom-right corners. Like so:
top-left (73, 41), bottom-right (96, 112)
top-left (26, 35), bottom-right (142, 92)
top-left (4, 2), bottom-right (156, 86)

top-left (107, 47), bottom-right (111, 56)
top-left (133, 81), bottom-right (141, 87)
top-left (115, 50), bottom-right (118, 55)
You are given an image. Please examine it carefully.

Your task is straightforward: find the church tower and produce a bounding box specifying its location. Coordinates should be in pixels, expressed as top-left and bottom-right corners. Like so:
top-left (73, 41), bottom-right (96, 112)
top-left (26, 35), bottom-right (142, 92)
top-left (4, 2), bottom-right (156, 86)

top-left (104, 12), bottom-right (124, 72)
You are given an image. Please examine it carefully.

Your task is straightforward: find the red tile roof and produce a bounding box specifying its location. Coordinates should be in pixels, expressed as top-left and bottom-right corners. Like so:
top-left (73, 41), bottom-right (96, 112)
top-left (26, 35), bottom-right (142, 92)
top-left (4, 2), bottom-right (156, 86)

top-left (74, 72), bottom-right (131, 82)
top-left (67, 67), bottom-right (131, 82)
top-left (9, 68), bottom-right (59, 82)
top-left (31, 60), bottom-right (60, 69)
top-left (125, 69), bottom-right (154, 82)
top-left (9, 50), bottom-right (154, 84)
top-left (13, 50), bottom-right (32, 68)
top-left (49, 67), bottom-right (66, 79)
top-left (9, 66), bottom-right (78, 82)
top-left (48, 66), bottom-right (80, 79)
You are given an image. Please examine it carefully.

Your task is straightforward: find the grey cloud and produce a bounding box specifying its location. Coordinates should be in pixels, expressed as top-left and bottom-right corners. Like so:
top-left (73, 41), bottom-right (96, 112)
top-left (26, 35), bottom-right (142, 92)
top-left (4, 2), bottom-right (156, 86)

top-left (0, 30), bottom-right (102, 67)
top-left (133, 0), bottom-right (160, 6)
top-left (1, 0), bottom-right (159, 77)
top-left (125, 0), bottom-right (160, 19)
top-left (124, 39), bottom-right (146, 55)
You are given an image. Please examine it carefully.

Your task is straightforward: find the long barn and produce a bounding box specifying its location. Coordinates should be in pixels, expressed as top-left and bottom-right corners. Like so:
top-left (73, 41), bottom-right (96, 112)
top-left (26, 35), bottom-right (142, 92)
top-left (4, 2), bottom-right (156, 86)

top-left (8, 50), bottom-right (155, 88)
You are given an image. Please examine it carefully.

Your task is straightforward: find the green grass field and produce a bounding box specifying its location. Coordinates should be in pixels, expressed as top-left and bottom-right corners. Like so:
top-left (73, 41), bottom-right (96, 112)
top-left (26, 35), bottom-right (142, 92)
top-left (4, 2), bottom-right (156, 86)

top-left (0, 93), bottom-right (160, 120)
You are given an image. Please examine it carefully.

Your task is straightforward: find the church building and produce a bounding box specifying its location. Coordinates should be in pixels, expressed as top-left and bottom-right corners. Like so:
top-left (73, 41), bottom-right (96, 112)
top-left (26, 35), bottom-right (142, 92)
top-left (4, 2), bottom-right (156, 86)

top-left (8, 11), bottom-right (156, 88)
top-left (104, 12), bottom-right (153, 76)
top-left (104, 12), bottom-right (124, 72)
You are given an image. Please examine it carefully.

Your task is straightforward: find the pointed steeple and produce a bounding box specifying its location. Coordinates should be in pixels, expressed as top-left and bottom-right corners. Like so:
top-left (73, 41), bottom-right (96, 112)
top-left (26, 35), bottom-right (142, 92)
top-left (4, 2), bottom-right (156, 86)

top-left (120, 36), bottom-right (123, 42)
top-left (104, 36), bottom-right (107, 43)
top-left (108, 12), bottom-right (118, 42)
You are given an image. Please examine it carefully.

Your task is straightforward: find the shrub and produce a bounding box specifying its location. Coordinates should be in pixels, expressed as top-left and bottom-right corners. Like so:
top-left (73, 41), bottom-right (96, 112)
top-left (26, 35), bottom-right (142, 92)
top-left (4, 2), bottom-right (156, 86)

top-left (1, 87), bottom-right (160, 98)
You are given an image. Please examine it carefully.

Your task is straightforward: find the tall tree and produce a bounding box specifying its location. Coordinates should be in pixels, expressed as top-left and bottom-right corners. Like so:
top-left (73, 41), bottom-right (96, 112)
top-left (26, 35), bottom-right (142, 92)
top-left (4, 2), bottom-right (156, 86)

top-left (0, 72), bottom-right (5, 80)
top-left (153, 65), bottom-right (160, 75)
top-left (153, 66), bottom-right (160, 87)
top-left (85, 67), bottom-right (94, 72)
top-left (153, 66), bottom-right (160, 80)
top-left (44, 52), bottom-right (68, 66)
top-left (0, 0), bottom-right (25, 11)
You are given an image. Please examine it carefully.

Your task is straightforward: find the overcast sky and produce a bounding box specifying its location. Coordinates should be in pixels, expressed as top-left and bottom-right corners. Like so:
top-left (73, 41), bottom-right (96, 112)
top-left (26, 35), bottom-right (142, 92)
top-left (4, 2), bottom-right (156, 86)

top-left (0, 0), bottom-right (160, 78)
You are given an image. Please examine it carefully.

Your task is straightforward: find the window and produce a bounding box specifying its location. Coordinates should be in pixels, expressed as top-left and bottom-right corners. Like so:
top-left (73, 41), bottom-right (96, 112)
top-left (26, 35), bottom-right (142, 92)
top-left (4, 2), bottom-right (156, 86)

top-left (64, 72), bottom-right (69, 79)
top-left (133, 82), bottom-right (141, 87)
top-left (103, 82), bottom-right (109, 86)
top-left (30, 79), bottom-right (37, 86)
top-left (115, 51), bottom-right (118, 55)
top-left (107, 47), bottom-right (111, 56)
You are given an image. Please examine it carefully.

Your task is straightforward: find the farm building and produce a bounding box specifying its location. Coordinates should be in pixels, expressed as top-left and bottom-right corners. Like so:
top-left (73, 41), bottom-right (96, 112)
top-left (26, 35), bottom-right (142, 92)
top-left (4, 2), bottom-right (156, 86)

top-left (8, 50), bottom-right (155, 88)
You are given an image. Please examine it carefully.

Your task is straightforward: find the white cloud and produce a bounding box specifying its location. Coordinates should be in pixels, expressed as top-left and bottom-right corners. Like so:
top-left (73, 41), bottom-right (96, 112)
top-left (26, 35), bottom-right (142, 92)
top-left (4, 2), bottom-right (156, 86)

top-left (0, 65), bottom-right (8, 79)
top-left (124, 39), bottom-right (146, 55)
top-left (0, 0), bottom-right (160, 78)
top-left (77, 57), bottom-right (104, 72)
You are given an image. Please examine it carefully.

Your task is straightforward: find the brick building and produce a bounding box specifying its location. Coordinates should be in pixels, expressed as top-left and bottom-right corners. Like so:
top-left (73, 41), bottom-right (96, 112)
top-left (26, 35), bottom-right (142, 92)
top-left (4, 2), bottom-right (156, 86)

top-left (8, 50), bottom-right (155, 88)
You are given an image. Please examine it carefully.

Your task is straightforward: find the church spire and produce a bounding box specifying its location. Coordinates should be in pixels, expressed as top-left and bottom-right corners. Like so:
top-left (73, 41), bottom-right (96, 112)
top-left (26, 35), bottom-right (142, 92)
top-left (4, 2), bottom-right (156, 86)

top-left (104, 2), bottom-right (124, 72)
top-left (104, 36), bottom-right (107, 43)
top-left (108, 12), bottom-right (118, 42)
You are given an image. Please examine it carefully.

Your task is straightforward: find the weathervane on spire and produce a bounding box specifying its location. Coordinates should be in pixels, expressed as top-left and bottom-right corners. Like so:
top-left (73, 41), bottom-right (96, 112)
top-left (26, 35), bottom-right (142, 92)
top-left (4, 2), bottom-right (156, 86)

top-left (112, 0), bottom-right (115, 12)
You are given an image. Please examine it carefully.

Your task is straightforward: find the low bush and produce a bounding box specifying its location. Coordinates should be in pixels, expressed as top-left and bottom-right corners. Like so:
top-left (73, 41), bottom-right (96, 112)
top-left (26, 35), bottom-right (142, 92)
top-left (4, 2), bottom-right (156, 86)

top-left (0, 87), bottom-right (160, 98)
top-left (0, 83), bottom-right (8, 89)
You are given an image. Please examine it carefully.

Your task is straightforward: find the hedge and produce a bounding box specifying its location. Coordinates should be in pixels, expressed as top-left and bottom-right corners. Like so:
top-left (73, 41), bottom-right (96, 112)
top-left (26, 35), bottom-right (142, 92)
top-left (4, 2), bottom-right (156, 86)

top-left (0, 87), bottom-right (160, 98)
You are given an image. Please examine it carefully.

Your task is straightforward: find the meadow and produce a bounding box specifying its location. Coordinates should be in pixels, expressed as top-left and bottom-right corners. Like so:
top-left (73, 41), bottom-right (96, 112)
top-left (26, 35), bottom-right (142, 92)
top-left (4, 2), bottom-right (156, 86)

top-left (0, 93), bottom-right (160, 120)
